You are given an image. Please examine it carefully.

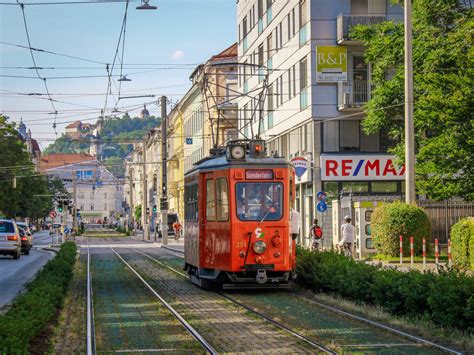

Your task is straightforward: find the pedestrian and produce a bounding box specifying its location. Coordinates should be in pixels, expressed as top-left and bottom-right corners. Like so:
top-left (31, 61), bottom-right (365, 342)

top-left (173, 219), bottom-right (182, 241)
top-left (290, 208), bottom-right (300, 241)
top-left (309, 219), bottom-right (323, 251)
top-left (339, 215), bottom-right (355, 258)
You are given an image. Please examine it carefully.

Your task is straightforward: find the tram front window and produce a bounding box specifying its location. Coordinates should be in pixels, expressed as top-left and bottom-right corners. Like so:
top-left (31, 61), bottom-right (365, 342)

top-left (236, 182), bottom-right (283, 221)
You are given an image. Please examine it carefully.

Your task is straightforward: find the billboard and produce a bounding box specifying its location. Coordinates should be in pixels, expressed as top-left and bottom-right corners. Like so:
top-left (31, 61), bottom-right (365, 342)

top-left (316, 46), bottom-right (347, 82)
top-left (320, 155), bottom-right (405, 181)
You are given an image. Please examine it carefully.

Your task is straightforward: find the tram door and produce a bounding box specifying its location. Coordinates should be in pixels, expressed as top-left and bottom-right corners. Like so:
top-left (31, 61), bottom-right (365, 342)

top-left (203, 173), bottom-right (215, 266)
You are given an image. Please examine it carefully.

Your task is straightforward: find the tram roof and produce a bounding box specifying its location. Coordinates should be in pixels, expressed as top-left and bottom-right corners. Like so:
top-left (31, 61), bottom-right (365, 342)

top-left (185, 155), bottom-right (290, 176)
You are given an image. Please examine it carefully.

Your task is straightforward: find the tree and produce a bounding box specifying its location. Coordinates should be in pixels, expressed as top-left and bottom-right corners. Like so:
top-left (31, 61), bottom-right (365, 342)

top-left (0, 115), bottom-right (66, 220)
top-left (352, 0), bottom-right (473, 200)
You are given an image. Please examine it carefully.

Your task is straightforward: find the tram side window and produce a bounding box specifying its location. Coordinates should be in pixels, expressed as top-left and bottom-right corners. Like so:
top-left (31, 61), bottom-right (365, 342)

top-left (185, 182), bottom-right (198, 221)
top-left (206, 179), bottom-right (216, 221)
top-left (216, 178), bottom-right (229, 221)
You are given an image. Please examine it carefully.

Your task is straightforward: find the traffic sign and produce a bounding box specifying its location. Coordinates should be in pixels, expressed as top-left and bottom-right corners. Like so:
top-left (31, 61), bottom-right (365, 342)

top-left (186, 137), bottom-right (193, 145)
top-left (316, 191), bottom-right (327, 201)
top-left (49, 210), bottom-right (57, 218)
top-left (64, 228), bottom-right (70, 234)
top-left (317, 201), bottom-right (328, 213)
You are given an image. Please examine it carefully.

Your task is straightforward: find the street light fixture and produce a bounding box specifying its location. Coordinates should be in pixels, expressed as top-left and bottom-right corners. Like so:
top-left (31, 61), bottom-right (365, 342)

top-left (136, 0), bottom-right (157, 10)
top-left (118, 75), bottom-right (132, 82)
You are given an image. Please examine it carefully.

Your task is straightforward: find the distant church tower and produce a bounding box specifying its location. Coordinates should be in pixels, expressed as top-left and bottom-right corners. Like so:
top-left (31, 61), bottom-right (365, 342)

top-left (140, 104), bottom-right (150, 119)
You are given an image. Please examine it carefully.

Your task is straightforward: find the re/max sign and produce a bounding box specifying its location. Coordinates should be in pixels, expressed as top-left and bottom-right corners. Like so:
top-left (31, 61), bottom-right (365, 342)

top-left (320, 155), bottom-right (405, 181)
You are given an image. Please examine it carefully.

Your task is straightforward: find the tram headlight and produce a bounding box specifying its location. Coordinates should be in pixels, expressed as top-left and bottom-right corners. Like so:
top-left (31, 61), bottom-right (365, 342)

top-left (230, 145), bottom-right (245, 160)
top-left (253, 240), bottom-right (267, 254)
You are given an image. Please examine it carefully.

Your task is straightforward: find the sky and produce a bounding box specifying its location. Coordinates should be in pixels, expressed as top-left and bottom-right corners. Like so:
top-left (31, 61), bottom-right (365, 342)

top-left (0, 0), bottom-right (237, 150)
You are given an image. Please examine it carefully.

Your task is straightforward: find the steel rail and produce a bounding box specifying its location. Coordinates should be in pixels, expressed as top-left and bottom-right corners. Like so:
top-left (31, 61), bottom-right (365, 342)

top-left (156, 247), bottom-right (463, 355)
top-left (137, 248), bottom-right (335, 354)
top-left (293, 294), bottom-right (462, 355)
top-left (111, 248), bottom-right (217, 355)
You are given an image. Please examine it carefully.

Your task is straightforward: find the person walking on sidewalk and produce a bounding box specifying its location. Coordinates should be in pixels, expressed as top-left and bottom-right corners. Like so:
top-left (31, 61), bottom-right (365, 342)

top-left (309, 219), bottom-right (323, 251)
top-left (173, 220), bottom-right (182, 241)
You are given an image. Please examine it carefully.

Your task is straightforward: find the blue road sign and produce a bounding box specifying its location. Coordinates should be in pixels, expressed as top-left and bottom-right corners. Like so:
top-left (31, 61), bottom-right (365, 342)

top-left (64, 228), bottom-right (70, 234)
top-left (316, 191), bottom-right (327, 201)
top-left (186, 137), bottom-right (193, 145)
top-left (317, 201), bottom-right (328, 213)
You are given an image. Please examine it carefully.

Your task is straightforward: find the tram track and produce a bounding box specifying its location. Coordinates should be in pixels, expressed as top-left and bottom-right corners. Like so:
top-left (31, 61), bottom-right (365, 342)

top-left (157, 246), bottom-right (462, 354)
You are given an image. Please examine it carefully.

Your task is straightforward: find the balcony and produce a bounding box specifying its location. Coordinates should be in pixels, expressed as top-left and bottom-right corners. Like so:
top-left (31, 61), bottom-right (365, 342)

top-left (338, 80), bottom-right (372, 111)
top-left (337, 13), bottom-right (403, 44)
top-left (217, 95), bottom-right (238, 110)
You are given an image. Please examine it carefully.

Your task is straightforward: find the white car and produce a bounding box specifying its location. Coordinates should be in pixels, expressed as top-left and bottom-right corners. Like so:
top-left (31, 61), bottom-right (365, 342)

top-left (0, 219), bottom-right (22, 259)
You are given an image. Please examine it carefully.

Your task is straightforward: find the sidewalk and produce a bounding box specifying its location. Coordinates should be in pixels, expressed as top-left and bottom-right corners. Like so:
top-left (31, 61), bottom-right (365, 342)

top-left (129, 230), bottom-right (184, 250)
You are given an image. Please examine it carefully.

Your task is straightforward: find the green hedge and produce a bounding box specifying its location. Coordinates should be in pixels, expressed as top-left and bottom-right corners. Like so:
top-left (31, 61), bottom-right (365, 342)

top-left (296, 248), bottom-right (474, 331)
top-left (451, 217), bottom-right (474, 270)
top-left (0, 242), bottom-right (77, 353)
top-left (371, 202), bottom-right (431, 256)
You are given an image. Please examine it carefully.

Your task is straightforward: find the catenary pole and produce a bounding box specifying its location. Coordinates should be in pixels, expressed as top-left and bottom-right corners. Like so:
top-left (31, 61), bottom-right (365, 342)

top-left (404, 0), bottom-right (416, 203)
top-left (142, 139), bottom-right (150, 240)
top-left (160, 95), bottom-right (169, 246)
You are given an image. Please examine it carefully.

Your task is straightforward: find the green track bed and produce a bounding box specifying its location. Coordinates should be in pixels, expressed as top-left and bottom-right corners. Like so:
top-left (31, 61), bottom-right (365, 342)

top-left (91, 252), bottom-right (202, 354)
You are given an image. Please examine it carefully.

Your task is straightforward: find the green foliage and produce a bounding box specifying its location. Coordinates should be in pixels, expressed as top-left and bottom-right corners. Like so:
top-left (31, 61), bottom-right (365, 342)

top-left (0, 242), bottom-right (77, 353)
top-left (296, 248), bottom-right (474, 331)
top-left (371, 202), bottom-right (431, 256)
top-left (43, 135), bottom-right (91, 155)
top-left (0, 115), bottom-right (66, 220)
top-left (351, 0), bottom-right (474, 200)
top-left (450, 217), bottom-right (474, 270)
top-left (134, 204), bottom-right (142, 221)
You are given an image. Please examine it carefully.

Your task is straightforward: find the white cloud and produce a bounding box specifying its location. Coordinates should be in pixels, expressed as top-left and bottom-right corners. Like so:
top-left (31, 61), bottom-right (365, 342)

top-left (171, 50), bottom-right (185, 60)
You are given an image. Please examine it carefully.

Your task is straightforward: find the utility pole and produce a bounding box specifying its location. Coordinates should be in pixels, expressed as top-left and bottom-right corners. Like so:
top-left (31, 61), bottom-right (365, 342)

top-left (160, 96), bottom-right (169, 246)
top-left (142, 140), bottom-right (150, 240)
top-left (128, 169), bottom-right (134, 232)
top-left (404, 0), bottom-right (416, 203)
top-left (72, 176), bottom-right (77, 234)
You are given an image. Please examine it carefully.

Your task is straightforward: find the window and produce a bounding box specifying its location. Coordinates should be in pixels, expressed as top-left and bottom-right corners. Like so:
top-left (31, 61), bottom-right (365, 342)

top-left (266, 33), bottom-right (273, 60)
top-left (288, 70), bottom-right (292, 100)
top-left (236, 182), bottom-right (283, 221)
top-left (268, 84), bottom-right (274, 112)
top-left (242, 17), bottom-right (248, 38)
top-left (216, 178), bottom-right (229, 221)
top-left (287, 14), bottom-right (291, 41)
top-left (0, 221), bottom-right (15, 233)
top-left (342, 181), bottom-right (369, 193)
top-left (340, 120), bottom-right (360, 151)
top-left (257, 0), bottom-right (263, 19)
top-left (299, 0), bottom-right (308, 27)
top-left (299, 58), bottom-right (307, 90)
top-left (292, 8), bottom-right (296, 36)
top-left (185, 181), bottom-right (198, 221)
top-left (279, 74), bottom-right (284, 105)
top-left (371, 181), bottom-right (398, 193)
top-left (206, 179), bottom-right (215, 221)
top-left (279, 22), bottom-right (283, 48)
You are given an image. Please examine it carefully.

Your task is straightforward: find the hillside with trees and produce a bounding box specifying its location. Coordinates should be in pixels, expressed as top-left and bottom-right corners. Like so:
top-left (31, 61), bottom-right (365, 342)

top-left (44, 115), bottom-right (161, 178)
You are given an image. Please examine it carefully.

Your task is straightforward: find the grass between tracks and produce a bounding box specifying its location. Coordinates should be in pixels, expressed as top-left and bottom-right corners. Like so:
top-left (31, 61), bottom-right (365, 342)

top-left (0, 242), bottom-right (77, 354)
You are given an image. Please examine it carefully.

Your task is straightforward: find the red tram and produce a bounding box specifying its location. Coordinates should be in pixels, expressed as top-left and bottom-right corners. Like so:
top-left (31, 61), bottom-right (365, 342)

top-left (184, 140), bottom-right (296, 289)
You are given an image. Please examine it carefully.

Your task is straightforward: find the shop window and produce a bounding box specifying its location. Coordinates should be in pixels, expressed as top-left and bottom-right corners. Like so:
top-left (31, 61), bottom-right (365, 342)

top-left (342, 181), bottom-right (369, 193)
top-left (206, 179), bottom-right (215, 221)
top-left (216, 178), bottom-right (229, 221)
top-left (322, 181), bottom-right (339, 201)
top-left (371, 181), bottom-right (398, 193)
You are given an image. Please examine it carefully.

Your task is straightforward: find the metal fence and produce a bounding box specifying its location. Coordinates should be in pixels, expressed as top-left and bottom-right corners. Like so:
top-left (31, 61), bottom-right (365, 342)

top-left (418, 200), bottom-right (474, 242)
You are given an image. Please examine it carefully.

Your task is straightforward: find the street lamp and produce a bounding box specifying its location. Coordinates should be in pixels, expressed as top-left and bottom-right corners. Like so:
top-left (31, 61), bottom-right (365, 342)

top-left (118, 75), bottom-right (132, 82)
top-left (136, 0), bottom-right (157, 10)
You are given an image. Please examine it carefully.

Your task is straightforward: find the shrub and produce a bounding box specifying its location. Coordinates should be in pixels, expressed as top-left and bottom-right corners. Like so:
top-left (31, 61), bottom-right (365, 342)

top-left (296, 249), bottom-right (474, 331)
top-left (371, 201), bottom-right (431, 256)
top-left (450, 217), bottom-right (474, 270)
top-left (0, 242), bottom-right (77, 353)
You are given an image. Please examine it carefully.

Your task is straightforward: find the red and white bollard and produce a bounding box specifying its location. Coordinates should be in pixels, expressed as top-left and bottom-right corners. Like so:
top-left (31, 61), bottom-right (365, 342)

top-left (435, 239), bottom-right (439, 265)
top-left (422, 238), bottom-right (426, 271)
top-left (410, 236), bottom-right (414, 268)
top-left (400, 235), bottom-right (403, 265)
top-left (448, 239), bottom-right (452, 266)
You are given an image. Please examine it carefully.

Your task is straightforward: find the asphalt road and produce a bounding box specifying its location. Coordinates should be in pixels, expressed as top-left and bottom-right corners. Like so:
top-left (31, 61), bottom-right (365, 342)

top-left (0, 230), bottom-right (55, 309)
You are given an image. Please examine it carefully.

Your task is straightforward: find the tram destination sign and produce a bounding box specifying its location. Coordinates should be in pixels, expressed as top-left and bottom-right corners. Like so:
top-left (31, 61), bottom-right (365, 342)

top-left (245, 170), bottom-right (274, 180)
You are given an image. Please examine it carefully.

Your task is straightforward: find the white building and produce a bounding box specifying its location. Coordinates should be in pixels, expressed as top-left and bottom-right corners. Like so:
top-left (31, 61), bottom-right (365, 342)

top-left (45, 160), bottom-right (124, 223)
top-left (237, 0), bottom-right (404, 244)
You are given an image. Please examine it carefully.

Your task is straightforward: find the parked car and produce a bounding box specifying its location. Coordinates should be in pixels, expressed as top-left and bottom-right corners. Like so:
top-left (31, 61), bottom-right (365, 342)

top-left (0, 219), bottom-right (21, 259)
top-left (18, 227), bottom-right (32, 255)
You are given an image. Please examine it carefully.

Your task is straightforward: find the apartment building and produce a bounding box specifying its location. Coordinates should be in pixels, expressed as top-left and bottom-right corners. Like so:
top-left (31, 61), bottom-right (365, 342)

top-left (237, 0), bottom-right (404, 242)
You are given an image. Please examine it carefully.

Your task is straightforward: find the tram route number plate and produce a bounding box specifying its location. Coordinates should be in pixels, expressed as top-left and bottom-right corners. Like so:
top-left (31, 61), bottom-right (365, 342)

top-left (245, 170), bottom-right (274, 180)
